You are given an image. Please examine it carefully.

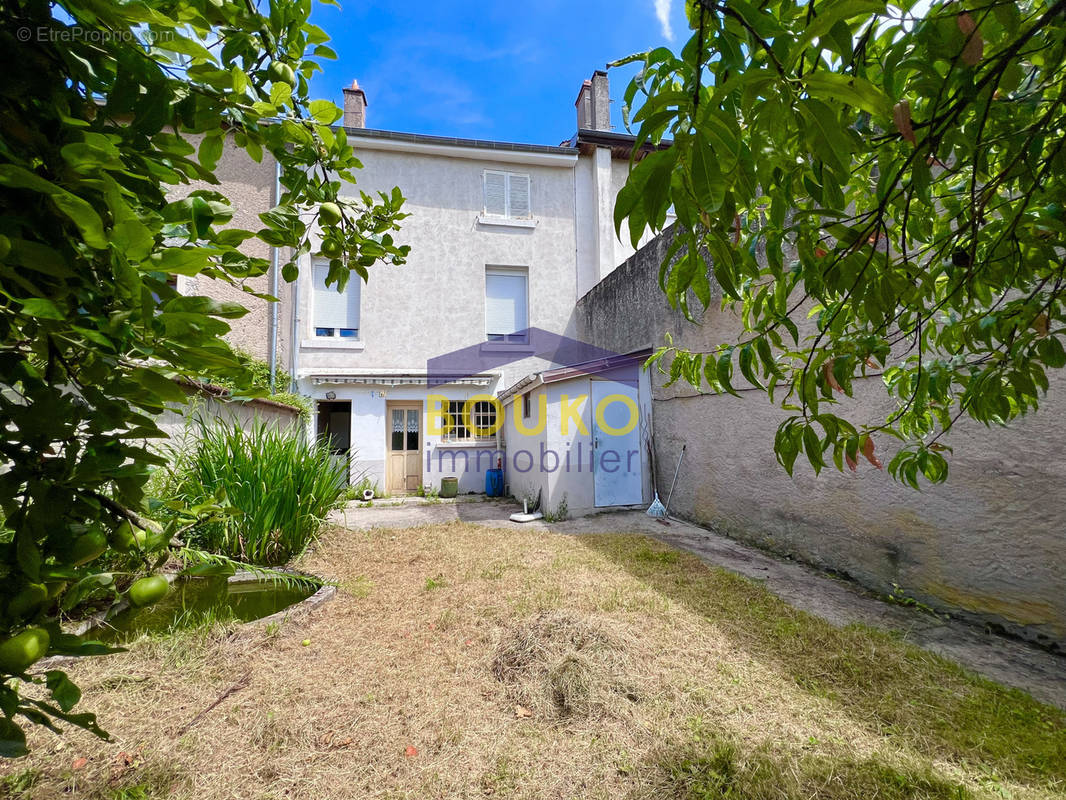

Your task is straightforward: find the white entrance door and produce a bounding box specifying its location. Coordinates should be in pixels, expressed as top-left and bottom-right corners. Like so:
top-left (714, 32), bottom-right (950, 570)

top-left (591, 379), bottom-right (643, 507)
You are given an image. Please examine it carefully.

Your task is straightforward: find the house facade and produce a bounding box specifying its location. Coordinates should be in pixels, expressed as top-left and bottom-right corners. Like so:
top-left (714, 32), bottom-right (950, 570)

top-left (204, 72), bottom-right (663, 514)
top-left (192, 72), bottom-right (1066, 647)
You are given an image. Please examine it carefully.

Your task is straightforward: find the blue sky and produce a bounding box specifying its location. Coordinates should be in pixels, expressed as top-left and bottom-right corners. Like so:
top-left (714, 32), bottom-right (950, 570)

top-left (308, 0), bottom-right (689, 145)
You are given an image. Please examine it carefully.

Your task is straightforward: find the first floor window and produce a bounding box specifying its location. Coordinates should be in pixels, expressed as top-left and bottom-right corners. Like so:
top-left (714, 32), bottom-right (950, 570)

top-left (441, 400), bottom-right (497, 442)
top-left (312, 259), bottom-right (360, 338)
top-left (483, 170), bottom-right (531, 219)
top-left (485, 267), bottom-right (528, 343)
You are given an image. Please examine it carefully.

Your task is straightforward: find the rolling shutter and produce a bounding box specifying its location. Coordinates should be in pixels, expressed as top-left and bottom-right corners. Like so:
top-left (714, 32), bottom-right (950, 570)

top-left (313, 260), bottom-right (360, 333)
top-left (485, 269), bottom-right (528, 336)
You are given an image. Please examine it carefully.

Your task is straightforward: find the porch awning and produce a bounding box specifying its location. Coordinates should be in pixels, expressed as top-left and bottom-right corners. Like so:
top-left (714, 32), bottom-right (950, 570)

top-left (308, 373), bottom-right (494, 387)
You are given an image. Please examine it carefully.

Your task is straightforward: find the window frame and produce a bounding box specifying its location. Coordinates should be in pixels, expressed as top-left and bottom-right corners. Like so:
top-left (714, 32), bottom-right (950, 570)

top-left (482, 169), bottom-right (532, 220)
top-left (440, 399), bottom-right (498, 444)
top-left (311, 258), bottom-right (360, 340)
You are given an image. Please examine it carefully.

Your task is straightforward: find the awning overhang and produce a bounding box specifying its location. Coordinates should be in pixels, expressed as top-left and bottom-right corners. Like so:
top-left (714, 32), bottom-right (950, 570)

top-left (308, 373), bottom-right (495, 388)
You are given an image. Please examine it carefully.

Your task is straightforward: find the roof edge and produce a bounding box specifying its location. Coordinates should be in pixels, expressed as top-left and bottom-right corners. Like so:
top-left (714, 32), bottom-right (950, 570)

top-left (340, 126), bottom-right (579, 158)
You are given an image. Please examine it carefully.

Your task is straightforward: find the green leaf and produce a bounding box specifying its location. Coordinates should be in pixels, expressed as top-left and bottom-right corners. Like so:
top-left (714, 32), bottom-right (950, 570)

top-left (1038, 337), bottom-right (1066, 368)
top-left (19, 298), bottom-right (64, 319)
top-left (801, 73), bottom-right (894, 119)
top-left (151, 247), bottom-right (213, 276)
top-left (309, 100), bottom-right (342, 125)
top-left (689, 133), bottom-right (726, 212)
top-left (199, 132), bottom-right (225, 171)
top-left (46, 671), bottom-right (82, 712)
top-left (799, 99), bottom-right (852, 175)
top-left (0, 718), bottom-right (27, 758)
top-left (133, 368), bottom-right (191, 404)
top-left (803, 425), bottom-right (825, 475)
top-left (0, 165), bottom-right (107, 248)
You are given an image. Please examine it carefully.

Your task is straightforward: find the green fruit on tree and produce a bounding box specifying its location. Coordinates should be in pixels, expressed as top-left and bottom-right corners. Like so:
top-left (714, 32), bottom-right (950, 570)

top-left (70, 530), bottom-right (108, 566)
top-left (319, 202), bottom-right (342, 226)
top-left (268, 62), bottom-right (295, 85)
top-left (6, 584), bottom-right (48, 620)
top-left (320, 238), bottom-right (343, 258)
top-left (128, 575), bottom-right (169, 608)
top-left (0, 628), bottom-right (50, 674)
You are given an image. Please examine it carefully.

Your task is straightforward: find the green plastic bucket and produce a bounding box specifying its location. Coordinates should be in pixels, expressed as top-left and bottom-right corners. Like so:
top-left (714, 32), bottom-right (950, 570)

top-left (439, 477), bottom-right (458, 498)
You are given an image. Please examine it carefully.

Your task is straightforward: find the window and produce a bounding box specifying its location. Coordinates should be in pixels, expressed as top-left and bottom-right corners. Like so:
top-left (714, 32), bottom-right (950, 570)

top-left (522, 392), bottom-right (531, 419)
top-left (312, 259), bottom-right (360, 338)
top-left (441, 400), bottom-right (497, 442)
top-left (485, 267), bottom-right (528, 342)
top-left (483, 170), bottom-right (531, 219)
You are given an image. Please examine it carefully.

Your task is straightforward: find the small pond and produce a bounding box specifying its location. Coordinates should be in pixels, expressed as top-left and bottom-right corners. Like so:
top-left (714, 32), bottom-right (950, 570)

top-left (82, 575), bottom-right (317, 644)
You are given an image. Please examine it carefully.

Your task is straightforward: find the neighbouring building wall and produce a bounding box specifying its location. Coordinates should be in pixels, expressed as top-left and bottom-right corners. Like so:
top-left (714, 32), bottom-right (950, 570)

top-left (178, 134), bottom-right (280, 364)
top-left (573, 150), bottom-right (668, 299)
top-left (576, 232), bottom-right (1066, 650)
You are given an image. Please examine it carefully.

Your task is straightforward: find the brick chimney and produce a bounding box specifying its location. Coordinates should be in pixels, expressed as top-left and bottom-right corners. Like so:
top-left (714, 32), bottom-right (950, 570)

top-left (342, 79), bottom-right (367, 128)
top-left (575, 70), bottom-right (610, 131)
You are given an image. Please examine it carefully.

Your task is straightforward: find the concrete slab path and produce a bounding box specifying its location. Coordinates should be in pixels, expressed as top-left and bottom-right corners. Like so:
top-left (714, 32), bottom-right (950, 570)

top-left (329, 498), bottom-right (1066, 709)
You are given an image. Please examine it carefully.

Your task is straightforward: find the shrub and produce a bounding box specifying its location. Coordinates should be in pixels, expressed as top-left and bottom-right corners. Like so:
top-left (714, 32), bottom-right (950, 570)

top-left (169, 421), bottom-right (347, 565)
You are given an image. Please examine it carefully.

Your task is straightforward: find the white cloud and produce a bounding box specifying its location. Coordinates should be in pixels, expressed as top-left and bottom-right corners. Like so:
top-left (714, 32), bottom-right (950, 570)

top-left (654, 0), bottom-right (674, 41)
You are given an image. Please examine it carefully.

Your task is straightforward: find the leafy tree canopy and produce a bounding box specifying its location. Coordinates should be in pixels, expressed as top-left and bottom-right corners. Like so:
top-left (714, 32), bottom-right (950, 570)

top-left (0, 0), bottom-right (407, 753)
top-left (615, 0), bottom-right (1066, 487)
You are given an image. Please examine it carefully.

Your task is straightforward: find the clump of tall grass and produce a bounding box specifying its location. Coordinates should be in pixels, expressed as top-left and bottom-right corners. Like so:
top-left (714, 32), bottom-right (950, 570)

top-left (170, 421), bottom-right (347, 565)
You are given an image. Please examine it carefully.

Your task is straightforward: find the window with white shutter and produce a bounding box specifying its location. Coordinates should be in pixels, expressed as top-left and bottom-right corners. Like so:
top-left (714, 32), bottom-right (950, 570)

top-left (485, 267), bottom-right (528, 342)
top-left (482, 170), bottom-right (531, 219)
top-left (507, 174), bottom-right (530, 218)
top-left (312, 259), bottom-right (360, 338)
top-left (483, 171), bottom-right (506, 216)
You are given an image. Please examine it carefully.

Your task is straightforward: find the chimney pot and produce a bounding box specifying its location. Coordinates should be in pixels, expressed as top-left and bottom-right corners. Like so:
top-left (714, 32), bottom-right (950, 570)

top-left (342, 79), bottom-right (367, 129)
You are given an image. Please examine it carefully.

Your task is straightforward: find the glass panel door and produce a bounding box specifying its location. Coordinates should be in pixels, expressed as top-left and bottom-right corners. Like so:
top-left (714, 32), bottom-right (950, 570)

top-left (406, 409), bottom-right (419, 450)
top-left (391, 409), bottom-right (405, 451)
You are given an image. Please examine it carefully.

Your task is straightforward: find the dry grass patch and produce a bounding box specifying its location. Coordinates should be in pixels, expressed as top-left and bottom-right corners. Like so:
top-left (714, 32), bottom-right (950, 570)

top-left (492, 611), bottom-right (644, 719)
top-left (2, 522), bottom-right (1063, 800)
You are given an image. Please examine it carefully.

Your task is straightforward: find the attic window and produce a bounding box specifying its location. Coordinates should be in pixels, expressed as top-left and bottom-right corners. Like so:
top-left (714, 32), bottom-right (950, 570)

top-left (483, 170), bottom-right (531, 219)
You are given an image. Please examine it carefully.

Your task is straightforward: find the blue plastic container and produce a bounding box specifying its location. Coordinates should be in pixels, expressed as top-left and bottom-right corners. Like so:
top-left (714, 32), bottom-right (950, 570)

top-left (485, 468), bottom-right (504, 497)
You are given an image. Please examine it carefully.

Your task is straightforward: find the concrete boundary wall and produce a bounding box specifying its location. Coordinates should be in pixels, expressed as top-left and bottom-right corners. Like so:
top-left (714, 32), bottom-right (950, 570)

top-left (576, 232), bottom-right (1066, 651)
top-left (156, 381), bottom-right (302, 453)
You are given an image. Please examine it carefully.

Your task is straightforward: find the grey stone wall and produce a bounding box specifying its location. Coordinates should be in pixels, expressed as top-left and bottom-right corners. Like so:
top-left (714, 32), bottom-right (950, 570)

top-left (576, 231), bottom-right (1066, 651)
